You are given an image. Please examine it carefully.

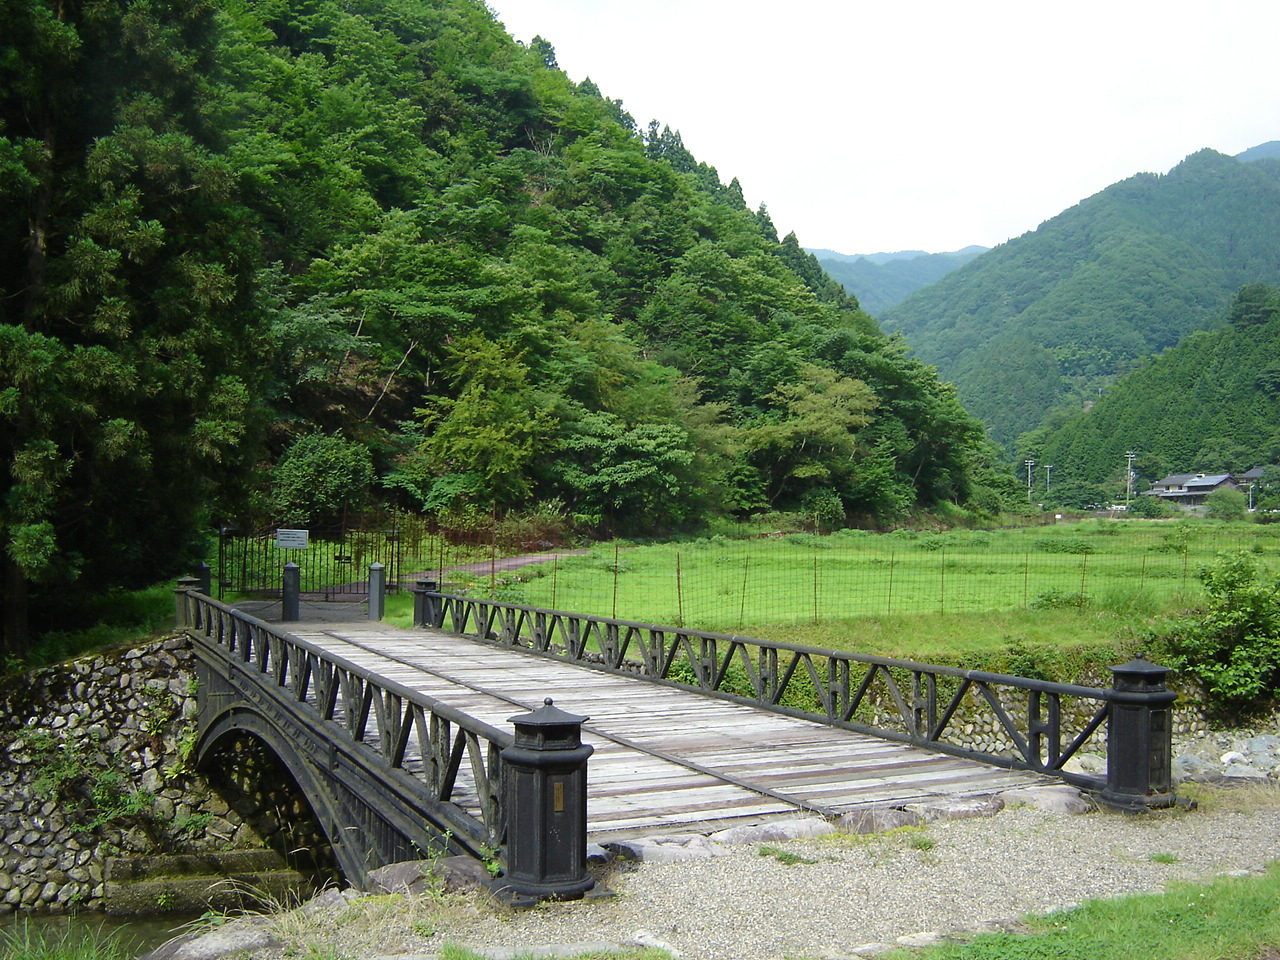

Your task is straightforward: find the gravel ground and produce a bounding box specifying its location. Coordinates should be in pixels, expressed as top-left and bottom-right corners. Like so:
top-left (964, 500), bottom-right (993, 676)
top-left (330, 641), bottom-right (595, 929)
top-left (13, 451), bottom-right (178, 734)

top-left (369, 791), bottom-right (1280, 960)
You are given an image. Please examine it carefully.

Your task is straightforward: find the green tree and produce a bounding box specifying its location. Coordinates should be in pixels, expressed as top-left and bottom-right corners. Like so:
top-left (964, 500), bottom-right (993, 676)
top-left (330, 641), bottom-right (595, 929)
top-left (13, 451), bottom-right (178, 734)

top-left (416, 334), bottom-right (554, 509)
top-left (1228, 282), bottom-right (1279, 329)
top-left (1155, 552), bottom-right (1280, 719)
top-left (552, 412), bottom-right (697, 532)
top-left (272, 434), bottom-right (374, 527)
top-left (1, 0), bottom-right (267, 655)
top-left (1127, 493), bottom-right (1172, 518)
top-left (745, 365), bottom-right (876, 508)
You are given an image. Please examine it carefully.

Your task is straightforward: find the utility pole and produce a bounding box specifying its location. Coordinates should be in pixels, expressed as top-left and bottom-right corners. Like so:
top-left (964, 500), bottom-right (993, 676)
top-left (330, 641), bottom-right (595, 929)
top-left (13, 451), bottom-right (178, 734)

top-left (1125, 451), bottom-right (1137, 506)
top-left (1025, 459), bottom-right (1036, 501)
top-left (1044, 464), bottom-right (1054, 493)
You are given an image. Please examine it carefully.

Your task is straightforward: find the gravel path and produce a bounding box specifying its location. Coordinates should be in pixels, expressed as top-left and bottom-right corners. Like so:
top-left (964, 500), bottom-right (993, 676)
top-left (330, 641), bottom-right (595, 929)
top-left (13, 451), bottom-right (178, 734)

top-left (435, 798), bottom-right (1280, 959)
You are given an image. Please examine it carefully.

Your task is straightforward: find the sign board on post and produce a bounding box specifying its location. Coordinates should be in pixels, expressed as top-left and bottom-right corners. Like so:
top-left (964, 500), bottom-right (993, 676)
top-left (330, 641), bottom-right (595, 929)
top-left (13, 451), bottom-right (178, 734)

top-left (276, 529), bottom-right (310, 550)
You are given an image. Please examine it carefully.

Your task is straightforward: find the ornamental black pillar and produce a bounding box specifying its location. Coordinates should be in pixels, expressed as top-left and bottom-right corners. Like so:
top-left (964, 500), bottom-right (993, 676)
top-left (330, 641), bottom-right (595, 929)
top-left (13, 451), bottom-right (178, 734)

top-left (193, 562), bottom-right (212, 597)
top-left (498, 698), bottom-right (594, 906)
top-left (1098, 654), bottom-right (1176, 811)
top-left (414, 579), bottom-right (442, 628)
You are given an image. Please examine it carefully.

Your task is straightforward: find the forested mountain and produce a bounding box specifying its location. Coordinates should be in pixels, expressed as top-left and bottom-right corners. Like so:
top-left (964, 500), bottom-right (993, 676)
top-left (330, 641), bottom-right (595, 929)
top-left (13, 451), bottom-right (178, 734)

top-left (1019, 284), bottom-right (1280, 508)
top-left (1238, 141), bottom-right (1280, 163)
top-left (880, 148), bottom-right (1280, 446)
top-left (815, 247), bottom-right (987, 317)
top-left (0, 0), bottom-right (1001, 651)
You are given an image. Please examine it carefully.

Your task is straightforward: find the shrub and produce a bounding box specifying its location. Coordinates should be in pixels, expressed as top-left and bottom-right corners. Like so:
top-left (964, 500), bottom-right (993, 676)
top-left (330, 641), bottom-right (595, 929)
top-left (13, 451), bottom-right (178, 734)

top-left (1032, 537), bottom-right (1093, 555)
top-left (1204, 487), bottom-right (1248, 522)
top-left (1029, 588), bottom-right (1089, 610)
top-left (915, 534), bottom-right (948, 551)
top-left (1154, 551), bottom-right (1280, 720)
top-left (799, 487), bottom-right (845, 533)
top-left (1126, 494), bottom-right (1172, 519)
top-left (782, 532), bottom-right (830, 549)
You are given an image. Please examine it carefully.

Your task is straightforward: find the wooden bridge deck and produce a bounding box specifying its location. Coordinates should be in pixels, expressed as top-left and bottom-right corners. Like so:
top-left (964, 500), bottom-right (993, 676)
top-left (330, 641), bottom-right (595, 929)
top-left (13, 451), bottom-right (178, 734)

top-left (285, 620), bottom-right (1046, 839)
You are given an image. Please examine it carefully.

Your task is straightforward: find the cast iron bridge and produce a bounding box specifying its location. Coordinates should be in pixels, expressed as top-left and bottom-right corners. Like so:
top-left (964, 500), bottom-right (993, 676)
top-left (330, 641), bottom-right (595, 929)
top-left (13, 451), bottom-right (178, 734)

top-left (175, 582), bottom-right (1174, 890)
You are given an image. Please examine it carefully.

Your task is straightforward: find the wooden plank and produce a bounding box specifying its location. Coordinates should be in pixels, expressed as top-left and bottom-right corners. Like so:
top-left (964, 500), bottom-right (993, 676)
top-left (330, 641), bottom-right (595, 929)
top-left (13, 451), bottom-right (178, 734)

top-left (291, 625), bottom-right (1049, 836)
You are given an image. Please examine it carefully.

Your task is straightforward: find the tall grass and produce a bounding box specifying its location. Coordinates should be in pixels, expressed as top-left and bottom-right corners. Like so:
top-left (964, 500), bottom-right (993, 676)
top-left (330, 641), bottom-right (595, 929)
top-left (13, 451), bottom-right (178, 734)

top-left (0, 921), bottom-right (128, 960)
top-left (11, 583), bottom-right (176, 673)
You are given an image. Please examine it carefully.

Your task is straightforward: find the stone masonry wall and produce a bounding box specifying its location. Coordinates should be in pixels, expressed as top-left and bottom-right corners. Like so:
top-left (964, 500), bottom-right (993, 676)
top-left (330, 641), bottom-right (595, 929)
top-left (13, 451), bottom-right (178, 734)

top-left (0, 636), bottom-right (329, 915)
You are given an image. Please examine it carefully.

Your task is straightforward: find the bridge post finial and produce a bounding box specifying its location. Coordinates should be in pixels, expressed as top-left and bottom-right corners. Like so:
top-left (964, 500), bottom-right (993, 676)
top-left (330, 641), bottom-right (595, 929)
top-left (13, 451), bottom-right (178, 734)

top-left (174, 576), bottom-right (200, 628)
top-left (193, 562), bottom-right (212, 597)
top-left (414, 579), bottom-right (441, 629)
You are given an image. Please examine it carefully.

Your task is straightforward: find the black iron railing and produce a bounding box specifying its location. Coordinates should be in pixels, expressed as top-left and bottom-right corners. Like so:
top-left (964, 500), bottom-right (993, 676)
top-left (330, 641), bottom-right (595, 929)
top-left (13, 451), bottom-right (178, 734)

top-left (178, 588), bottom-right (511, 850)
top-left (414, 584), bottom-right (1176, 806)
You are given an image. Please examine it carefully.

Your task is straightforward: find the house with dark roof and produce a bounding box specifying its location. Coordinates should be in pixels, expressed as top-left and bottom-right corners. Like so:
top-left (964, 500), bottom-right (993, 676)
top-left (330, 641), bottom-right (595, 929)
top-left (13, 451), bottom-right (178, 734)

top-left (1143, 472), bottom-right (1240, 509)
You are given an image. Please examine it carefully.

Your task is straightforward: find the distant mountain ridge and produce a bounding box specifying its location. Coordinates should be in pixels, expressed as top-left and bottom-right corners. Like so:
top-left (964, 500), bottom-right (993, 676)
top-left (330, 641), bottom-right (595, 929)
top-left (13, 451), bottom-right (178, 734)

top-left (809, 246), bottom-right (988, 316)
top-left (1238, 141), bottom-right (1280, 162)
top-left (879, 146), bottom-right (1280, 446)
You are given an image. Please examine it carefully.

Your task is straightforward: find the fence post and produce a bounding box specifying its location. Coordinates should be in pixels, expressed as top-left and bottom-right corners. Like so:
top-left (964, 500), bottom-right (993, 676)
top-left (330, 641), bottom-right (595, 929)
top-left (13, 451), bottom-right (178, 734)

top-left (368, 562), bottom-right (385, 621)
top-left (193, 562), bottom-right (212, 597)
top-left (414, 579), bottom-right (442, 628)
top-left (174, 576), bottom-right (200, 629)
top-left (282, 562), bottom-right (300, 622)
top-left (1098, 655), bottom-right (1176, 811)
top-left (497, 698), bottom-right (595, 906)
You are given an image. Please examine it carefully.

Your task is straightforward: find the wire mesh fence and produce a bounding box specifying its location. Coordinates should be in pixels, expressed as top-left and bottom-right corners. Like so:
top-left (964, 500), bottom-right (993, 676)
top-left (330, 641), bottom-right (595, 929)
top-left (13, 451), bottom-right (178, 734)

top-left (439, 520), bottom-right (1270, 632)
top-left (216, 514), bottom-right (1272, 632)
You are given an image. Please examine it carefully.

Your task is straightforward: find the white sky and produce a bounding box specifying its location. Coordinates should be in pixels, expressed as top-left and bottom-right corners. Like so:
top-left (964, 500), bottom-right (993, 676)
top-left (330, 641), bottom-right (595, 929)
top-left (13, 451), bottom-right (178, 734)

top-left (489, 0), bottom-right (1280, 255)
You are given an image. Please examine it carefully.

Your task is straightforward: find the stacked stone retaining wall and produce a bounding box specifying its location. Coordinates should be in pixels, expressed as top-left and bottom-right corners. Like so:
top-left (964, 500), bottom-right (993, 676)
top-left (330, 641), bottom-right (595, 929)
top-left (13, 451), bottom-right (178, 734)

top-left (0, 636), bottom-right (330, 915)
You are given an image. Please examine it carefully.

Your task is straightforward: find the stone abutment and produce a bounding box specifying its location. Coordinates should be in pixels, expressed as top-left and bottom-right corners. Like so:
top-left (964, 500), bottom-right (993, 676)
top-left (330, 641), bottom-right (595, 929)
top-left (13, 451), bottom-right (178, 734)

top-left (0, 637), bottom-right (332, 915)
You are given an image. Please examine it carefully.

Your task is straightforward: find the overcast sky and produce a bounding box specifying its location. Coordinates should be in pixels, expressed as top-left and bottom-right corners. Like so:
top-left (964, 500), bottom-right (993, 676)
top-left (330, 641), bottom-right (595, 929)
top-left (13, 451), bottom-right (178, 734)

top-left (489, 0), bottom-right (1280, 256)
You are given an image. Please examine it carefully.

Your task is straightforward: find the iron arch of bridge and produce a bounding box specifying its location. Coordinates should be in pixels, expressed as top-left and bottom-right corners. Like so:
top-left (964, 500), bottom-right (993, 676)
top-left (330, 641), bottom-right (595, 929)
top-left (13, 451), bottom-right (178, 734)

top-left (181, 599), bottom-right (511, 890)
top-left (193, 696), bottom-right (447, 887)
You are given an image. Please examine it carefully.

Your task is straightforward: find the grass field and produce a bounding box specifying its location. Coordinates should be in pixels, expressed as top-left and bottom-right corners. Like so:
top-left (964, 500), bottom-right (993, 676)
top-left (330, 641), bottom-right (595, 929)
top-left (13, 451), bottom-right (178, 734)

top-left (453, 518), bottom-right (1258, 619)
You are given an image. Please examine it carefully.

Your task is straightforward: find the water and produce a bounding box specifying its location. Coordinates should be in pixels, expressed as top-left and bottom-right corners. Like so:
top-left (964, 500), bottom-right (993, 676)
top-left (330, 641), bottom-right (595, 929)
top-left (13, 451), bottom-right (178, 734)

top-left (0, 911), bottom-right (203, 959)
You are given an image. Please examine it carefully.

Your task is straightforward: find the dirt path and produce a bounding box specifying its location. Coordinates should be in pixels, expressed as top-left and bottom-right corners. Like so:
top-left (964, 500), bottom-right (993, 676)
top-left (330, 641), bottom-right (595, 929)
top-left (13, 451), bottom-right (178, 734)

top-left (403, 548), bottom-right (588, 582)
top-left (297, 549), bottom-right (590, 599)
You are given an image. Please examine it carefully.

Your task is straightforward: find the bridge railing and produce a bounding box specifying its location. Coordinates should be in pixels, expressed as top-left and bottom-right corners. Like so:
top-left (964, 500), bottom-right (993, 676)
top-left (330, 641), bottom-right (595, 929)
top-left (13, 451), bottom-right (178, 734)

top-left (415, 583), bottom-right (1176, 809)
top-left (177, 587), bottom-right (513, 850)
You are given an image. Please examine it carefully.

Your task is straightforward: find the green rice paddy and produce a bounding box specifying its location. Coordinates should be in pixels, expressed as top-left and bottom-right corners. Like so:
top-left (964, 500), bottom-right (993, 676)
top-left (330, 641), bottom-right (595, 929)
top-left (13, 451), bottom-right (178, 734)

top-left (466, 519), bottom-right (1266, 635)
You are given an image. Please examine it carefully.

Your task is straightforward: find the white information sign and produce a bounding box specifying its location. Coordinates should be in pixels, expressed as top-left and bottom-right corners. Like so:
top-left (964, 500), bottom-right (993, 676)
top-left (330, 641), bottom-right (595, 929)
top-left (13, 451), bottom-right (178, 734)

top-left (275, 528), bottom-right (310, 550)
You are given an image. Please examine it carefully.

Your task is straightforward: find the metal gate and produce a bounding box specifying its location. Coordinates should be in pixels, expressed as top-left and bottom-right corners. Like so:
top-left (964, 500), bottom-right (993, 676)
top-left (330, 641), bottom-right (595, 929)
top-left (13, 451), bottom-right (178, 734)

top-left (214, 519), bottom-right (417, 601)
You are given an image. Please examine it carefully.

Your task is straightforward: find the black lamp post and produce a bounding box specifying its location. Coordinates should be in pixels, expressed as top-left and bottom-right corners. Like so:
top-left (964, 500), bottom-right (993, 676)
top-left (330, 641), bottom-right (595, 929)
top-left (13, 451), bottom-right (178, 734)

top-left (498, 698), bottom-right (595, 905)
top-left (1099, 655), bottom-right (1176, 811)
